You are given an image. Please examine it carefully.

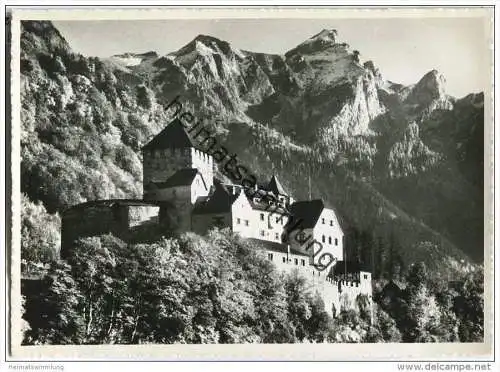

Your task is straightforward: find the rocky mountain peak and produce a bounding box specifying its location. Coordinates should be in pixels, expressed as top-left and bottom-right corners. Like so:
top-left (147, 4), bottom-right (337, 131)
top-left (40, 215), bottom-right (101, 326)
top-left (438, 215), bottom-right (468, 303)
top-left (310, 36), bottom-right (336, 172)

top-left (310, 29), bottom-right (338, 43)
top-left (189, 34), bottom-right (235, 56)
top-left (21, 20), bottom-right (71, 55)
top-left (285, 29), bottom-right (345, 57)
top-left (408, 69), bottom-right (447, 103)
top-left (169, 34), bottom-right (247, 70)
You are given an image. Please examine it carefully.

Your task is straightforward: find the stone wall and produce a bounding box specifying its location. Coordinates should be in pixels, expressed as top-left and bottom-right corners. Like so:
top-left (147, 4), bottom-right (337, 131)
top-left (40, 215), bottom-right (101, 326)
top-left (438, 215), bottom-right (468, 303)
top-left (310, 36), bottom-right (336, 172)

top-left (265, 250), bottom-right (373, 317)
top-left (61, 201), bottom-right (161, 258)
top-left (128, 205), bottom-right (160, 227)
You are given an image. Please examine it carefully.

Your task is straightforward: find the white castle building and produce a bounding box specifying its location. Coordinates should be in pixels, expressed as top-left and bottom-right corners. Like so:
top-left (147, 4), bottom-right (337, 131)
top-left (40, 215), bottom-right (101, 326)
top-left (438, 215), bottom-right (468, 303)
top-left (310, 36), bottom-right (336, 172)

top-left (62, 119), bottom-right (373, 316)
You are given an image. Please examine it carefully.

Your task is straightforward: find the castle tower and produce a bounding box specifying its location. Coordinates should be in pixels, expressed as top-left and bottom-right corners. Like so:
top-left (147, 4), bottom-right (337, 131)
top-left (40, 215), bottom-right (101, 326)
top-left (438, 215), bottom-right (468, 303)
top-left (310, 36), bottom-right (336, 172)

top-left (141, 118), bottom-right (214, 199)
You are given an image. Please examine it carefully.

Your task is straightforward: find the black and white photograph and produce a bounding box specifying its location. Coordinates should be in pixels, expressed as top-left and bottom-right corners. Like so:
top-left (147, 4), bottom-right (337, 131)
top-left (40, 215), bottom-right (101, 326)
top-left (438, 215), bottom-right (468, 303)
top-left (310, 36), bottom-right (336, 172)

top-left (5, 5), bottom-right (495, 364)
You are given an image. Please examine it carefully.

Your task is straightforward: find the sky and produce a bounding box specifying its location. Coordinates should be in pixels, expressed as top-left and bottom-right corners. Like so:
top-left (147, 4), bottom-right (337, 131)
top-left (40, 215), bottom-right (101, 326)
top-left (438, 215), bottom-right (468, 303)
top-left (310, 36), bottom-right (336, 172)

top-left (53, 17), bottom-right (490, 98)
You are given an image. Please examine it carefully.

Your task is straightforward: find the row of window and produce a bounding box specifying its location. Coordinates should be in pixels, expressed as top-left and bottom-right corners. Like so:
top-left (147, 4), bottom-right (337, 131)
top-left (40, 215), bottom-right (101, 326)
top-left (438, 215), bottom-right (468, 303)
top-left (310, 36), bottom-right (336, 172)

top-left (258, 214), bottom-right (336, 229)
top-left (267, 253), bottom-right (306, 266)
top-left (321, 218), bottom-right (335, 226)
top-left (236, 218), bottom-right (250, 226)
top-left (259, 230), bottom-right (280, 240)
top-left (259, 213), bottom-right (287, 225)
top-left (321, 235), bottom-right (339, 246)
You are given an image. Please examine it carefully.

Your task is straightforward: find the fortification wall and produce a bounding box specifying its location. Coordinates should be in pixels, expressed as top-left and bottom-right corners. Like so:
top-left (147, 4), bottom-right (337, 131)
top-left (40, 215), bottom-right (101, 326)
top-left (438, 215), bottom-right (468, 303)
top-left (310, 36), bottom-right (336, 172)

top-left (191, 148), bottom-right (214, 190)
top-left (128, 205), bottom-right (159, 227)
top-left (271, 260), bottom-right (372, 317)
top-left (61, 202), bottom-right (161, 258)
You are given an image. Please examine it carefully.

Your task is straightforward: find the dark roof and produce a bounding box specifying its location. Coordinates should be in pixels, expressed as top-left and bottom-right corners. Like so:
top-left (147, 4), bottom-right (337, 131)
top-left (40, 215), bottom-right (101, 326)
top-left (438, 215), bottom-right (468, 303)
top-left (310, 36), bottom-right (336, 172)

top-left (150, 169), bottom-right (205, 189)
top-left (192, 182), bottom-right (239, 215)
top-left (286, 199), bottom-right (325, 229)
top-left (64, 199), bottom-right (159, 214)
top-left (333, 261), bottom-right (371, 275)
top-left (142, 119), bottom-right (196, 151)
top-left (247, 238), bottom-right (309, 257)
top-left (245, 187), bottom-right (290, 214)
top-left (267, 175), bottom-right (288, 196)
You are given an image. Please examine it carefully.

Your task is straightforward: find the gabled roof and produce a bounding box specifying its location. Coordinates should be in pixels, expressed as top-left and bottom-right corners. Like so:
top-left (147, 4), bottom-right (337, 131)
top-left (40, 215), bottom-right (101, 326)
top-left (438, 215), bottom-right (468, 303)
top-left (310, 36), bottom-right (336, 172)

top-left (192, 182), bottom-right (239, 215)
top-left (142, 119), bottom-right (195, 151)
top-left (150, 169), bottom-right (205, 189)
top-left (286, 199), bottom-right (325, 229)
top-left (267, 175), bottom-right (288, 196)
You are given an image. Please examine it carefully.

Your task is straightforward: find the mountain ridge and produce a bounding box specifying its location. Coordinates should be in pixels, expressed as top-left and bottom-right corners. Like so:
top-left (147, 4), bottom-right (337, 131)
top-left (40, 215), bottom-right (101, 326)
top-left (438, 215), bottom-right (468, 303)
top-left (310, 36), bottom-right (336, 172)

top-left (20, 21), bottom-right (483, 279)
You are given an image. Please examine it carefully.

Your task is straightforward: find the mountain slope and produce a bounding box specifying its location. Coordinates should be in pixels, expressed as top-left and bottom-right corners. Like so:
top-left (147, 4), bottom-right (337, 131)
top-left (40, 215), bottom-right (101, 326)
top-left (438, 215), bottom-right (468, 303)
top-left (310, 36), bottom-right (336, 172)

top-left (20, 21), bottom-right (483, 278)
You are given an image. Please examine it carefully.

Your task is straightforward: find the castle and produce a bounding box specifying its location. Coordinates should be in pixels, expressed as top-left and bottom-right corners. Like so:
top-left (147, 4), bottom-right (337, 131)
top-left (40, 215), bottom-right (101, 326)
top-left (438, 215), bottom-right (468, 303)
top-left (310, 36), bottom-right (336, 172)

top-left (61, 119), bottom-right (372, 316)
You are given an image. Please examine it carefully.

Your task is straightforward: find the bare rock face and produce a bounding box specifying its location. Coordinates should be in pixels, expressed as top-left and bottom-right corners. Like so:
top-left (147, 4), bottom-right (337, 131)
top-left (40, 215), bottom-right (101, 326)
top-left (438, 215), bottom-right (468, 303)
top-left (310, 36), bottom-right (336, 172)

top-left (405, 70), bottom-right (453, 121)
top-left (407, 70), bottom-right (447, 105)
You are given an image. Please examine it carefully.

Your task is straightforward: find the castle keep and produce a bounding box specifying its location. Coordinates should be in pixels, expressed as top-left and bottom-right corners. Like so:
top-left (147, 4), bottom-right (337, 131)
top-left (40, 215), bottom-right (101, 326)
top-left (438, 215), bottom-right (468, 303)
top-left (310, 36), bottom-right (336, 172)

top-left (62, 119), bottom-right (372, 316)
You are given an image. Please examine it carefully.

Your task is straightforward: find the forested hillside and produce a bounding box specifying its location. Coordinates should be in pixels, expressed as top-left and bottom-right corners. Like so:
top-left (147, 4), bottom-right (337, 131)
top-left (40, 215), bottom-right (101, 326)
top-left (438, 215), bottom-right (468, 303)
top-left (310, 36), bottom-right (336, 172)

top-left (22, 229), bottom-right (483, 344)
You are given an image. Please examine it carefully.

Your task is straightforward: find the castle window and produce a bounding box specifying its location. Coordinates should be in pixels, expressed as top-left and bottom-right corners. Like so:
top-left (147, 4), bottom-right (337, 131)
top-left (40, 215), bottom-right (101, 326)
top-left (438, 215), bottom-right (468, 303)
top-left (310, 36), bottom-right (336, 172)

top-left (212, 216), bottom-right (225, 227)
top-left (276, 217), bottom-right (280, 223)
top-left (268, 253), bottom-right (273, 261)
top-left (335, 238), bottom-right (338, 246)
top-left (356, 282), bottom-right (359, 287)
top-left (237, 218), bottom-right (241, 224)
top-left (301, 259), bottom-right (305, 266)
top-left (275, 233), bottom-right (279, 240)
top-left (260, 213), bottom-right (264, 221)
top-left (330, 220), bottom-right (333, 226)
top-left (322, 235), bottom-right (326, 243)
top-left (322, 218), bottom-right (325, 224)
top-left (328, 237), bottom-right (332, 244)
top-left (282, 257), bottom-right (286, 263)
top-left (245, 220), bottom-right (249, 226)
top-left (260, 230), bottom-right (265, 237)
top-left (294, 258), bottom-right (298, 265)
top-left (364, 274), bottom-right (368, 279)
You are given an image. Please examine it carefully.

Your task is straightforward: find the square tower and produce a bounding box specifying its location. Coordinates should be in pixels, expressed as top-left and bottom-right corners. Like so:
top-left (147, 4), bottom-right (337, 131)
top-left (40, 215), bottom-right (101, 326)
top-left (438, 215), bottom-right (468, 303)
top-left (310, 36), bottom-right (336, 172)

top-left (142, 119), bottom-right (214, 197)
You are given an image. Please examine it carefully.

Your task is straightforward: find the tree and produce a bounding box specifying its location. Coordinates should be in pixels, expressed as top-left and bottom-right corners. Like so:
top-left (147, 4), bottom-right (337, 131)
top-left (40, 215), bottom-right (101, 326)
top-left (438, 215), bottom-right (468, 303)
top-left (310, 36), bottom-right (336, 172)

top-left (24, 261), bottom-right (85, 344)
top-left (405, 285), bottom-right (442, 342)
top-left (285, 273), bottom-right (313, 342)
top-left (372, 305), bottom-right (402, 342)
top-left (454, 268), bottom-right (484, 342)
top-left (66, 235), bottom-right (123, 343)
top-left (21, 194), bottom-right (61, 264)
top-left (306, 293), bottom-right (332, 343)
top-left (406, 262), bottom-right (427, 292)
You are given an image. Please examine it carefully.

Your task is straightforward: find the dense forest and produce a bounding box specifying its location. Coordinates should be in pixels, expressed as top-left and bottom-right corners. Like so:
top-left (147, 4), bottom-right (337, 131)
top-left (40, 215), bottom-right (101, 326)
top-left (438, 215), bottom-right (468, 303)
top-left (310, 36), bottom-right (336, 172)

top-left (22, 230), bottom-right (483, 344)
top-left (18, 21), bottom-right (485, 343)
